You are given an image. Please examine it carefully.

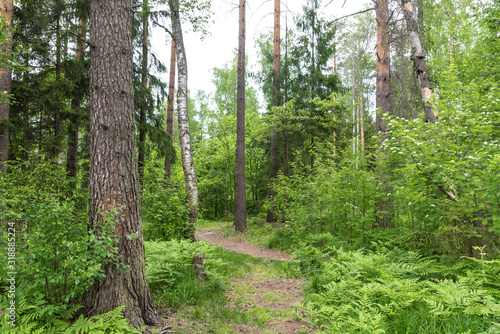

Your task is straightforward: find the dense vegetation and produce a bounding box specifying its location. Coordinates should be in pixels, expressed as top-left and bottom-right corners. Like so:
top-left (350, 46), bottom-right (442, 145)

top-left (1, 0), bottom-right (500, 332)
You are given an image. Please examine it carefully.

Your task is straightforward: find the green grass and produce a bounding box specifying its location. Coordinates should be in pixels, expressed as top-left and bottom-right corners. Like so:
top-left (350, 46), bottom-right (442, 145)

top-left (146, 238), bottom-right (294, 333)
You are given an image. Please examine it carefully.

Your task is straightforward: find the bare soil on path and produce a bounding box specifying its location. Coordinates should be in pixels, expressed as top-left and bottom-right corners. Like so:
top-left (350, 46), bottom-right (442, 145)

top-left (195, 229), bottom-right (292, 261)
top-left (179, 228), bottom-right (315, 334)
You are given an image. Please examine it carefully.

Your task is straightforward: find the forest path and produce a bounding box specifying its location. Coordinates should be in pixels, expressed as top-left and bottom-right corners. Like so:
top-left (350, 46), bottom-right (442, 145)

top-left (195, 228), bottom-right (292, 261)
top-left (177, 227), bottom-right (315, 334)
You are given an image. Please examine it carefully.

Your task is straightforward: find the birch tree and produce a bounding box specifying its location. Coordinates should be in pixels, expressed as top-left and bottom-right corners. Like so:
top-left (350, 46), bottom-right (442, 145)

top-left (401, 0), bottom-right (437, 123)
top-left (169, 0), bottom-right (199, 232)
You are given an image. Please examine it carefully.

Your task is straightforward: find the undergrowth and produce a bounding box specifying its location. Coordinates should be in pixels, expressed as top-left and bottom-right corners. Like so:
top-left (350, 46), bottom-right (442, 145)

top-left (145, 239), bottom-right (281, 333)
top-left (214, 219), bottom-right (500, 333)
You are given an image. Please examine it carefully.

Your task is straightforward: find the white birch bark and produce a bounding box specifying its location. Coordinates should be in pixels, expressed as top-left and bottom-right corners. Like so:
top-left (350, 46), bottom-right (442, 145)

top-left (169, 0), bottom-right (198, 221)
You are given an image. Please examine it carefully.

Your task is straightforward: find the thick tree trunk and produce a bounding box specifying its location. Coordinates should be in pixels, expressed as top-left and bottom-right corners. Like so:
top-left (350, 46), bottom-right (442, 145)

top-left (375, 0), bottom-right (394, 228)
top-left (169, 0), bottom-right (199, 234)
top-left (267, 0), bottom-right (280, 223)
top-left (401, 0), bottom-right (437, 123)
top-left (0, 0), bottom-right (13, 172)
top-left (81, 0), bottom-right (159, 327)
top-left (164, 38), bottom-right (175, 179)
top-left (235, 0), bottom-right (247, 232)
top-left (139, 0), bottom-right (149, 184)
top-left (66, 17), bottom-right (88, 180)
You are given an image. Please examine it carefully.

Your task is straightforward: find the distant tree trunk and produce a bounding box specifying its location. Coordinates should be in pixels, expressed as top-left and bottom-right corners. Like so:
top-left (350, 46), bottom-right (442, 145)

top-left (360, 89), bottom-right (365, 164)
top-left (0, 0), bottom-right (13, 172)
top-left (267, 0), bottom-right (280, 223)
top-left (401, 0), bottom-right (437, 123)
top-left (169, 0), bottom-right (198, 237)
top-left (235, 0), bottom-right (247, 232)
top-left (53, 0), bottom-right (62, 159)
top-left (164, 38), bottom-right (175, 180)
top-left (375, 0), bottom-right (394, 228)
top-left (66, 17), bottom-right (88, 180)
top-left (81, 0), bottom-right (159, 327)
top-left (138, 0), bottom-right (149, 184)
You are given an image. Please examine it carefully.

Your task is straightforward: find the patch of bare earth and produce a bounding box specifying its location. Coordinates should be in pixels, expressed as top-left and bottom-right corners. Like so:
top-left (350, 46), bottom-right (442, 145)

top-left (149, 229), bottom-right (316, 333)
top-left (196, 228), bottom-right (316, 334)
top-left (196, 229), bottom-right (291, 261)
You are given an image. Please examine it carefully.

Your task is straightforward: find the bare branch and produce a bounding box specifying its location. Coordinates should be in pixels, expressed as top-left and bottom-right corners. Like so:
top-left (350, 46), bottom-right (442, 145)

top-left (68, 30), bottom-right (95, 48)
top-left (153, 20), bottom-right (174, 39)
top-left (330, 7), bottom-right (375, 24)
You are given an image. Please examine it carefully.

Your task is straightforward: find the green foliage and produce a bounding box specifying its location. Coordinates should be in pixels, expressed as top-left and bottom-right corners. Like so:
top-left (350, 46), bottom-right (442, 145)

top-left (270, 159), bottom-right (377, 237)
top-left (145, 240), bottom-right (228, 309)
top-left (297, 246), bottom-right (500, 333)
top-left (0, 290), bottom-right (141, 333)
top-left (141, 162), bottom-right (190, 241)
top-left (0, 159), bottom-right (125, 323)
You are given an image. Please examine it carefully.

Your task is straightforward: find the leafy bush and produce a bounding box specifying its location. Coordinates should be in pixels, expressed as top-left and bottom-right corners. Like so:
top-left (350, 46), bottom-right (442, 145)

top-left (0, 159), bottom-right (124, 325)
top-left (141, 162), bottom-right (190, 241)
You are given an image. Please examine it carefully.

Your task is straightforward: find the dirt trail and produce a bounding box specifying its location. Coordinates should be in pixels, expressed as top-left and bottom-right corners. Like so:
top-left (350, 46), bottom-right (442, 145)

top-left (195, 229), bottom-right (292, 261)
top-left (192, 228), bottom-right (315, 334)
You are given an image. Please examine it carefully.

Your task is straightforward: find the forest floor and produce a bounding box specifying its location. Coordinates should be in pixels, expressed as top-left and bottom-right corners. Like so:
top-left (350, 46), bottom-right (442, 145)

top-left (152, 224), bottom-right (316, 334)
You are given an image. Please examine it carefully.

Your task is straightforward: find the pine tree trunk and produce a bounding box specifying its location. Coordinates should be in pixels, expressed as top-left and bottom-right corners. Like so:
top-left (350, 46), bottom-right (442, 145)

top-left (81, 0), bottom-right (159, 327)
top-left (401, 0), bottom-right (437, 123)
top-left (53, 0), bottom-right (62, 159)
top-left (0, 0), bottom-right (13, 172)
top-left (66, 17), bottom-right (88, 180)
top-left (169, 0), bottom-right (198, 235)
top-left (138, 0), bottom-right (149, 184)
top-left (267, 0), bottom-right (280, 223)
top-left (235, 0), bottom-right (247, 232)
top-left (164, 38), bottom-right (175, 179)
top-left (375, 0), bottom-right (394, 228)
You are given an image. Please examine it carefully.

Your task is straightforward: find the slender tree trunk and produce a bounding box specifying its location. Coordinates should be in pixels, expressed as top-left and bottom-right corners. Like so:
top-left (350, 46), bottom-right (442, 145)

top-left (360, 89), bottom-right (365, 164)
top-left (81, 0), bottom-right (159, 327)
top-left (164, 38), bottom-right (176, 179)
top-left (0, 0), bottom-right (13, 172)
top-left (66, 17), bottom-right (88, 180)
top-left (267, 0), bottom-right (280, 223)
top-left (53, 0), bottom-right (62, 159)
top-left (169, 0), bottom-right (199, 236)
top-left (138, 0), bottom-right (149, 184)
top-left (235, 0), bottom-right (247, 232)
top-left (402, 0), bottom-right (437, 123)
top-left (375, 0), bottom-right (394, 228)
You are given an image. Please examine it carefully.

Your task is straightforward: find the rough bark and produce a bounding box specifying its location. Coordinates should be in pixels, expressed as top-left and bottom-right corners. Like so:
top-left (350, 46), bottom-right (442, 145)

top-left (401, 0), bottom-right (437, 123)
top-left (66, 17), bottom-right (88, 180)
top-left (81, 0), bottom-right (159, 327)
top-left (267, 0), bottom-right (280, 223)
top-left (235, 0), bottom-right (247, 232)
top-left (138, 0), bottom-right (149, 184)
top-left (0, 0), bottom-right (13, 172)
top-left (169, 0), bottom-right (199, 232)
top-left (375, 0), bottom-right (394, 228)
top-left (164, 38), bottom-right (175, 179)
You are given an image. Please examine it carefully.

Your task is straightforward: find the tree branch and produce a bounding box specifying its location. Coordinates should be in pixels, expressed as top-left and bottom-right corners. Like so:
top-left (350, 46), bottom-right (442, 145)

top-left (153, 20), bottom-right (174, 39)
top-left (68, 30), bottom-right (95, 48)
top-left (329, 8), bottom-right (375, 24)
